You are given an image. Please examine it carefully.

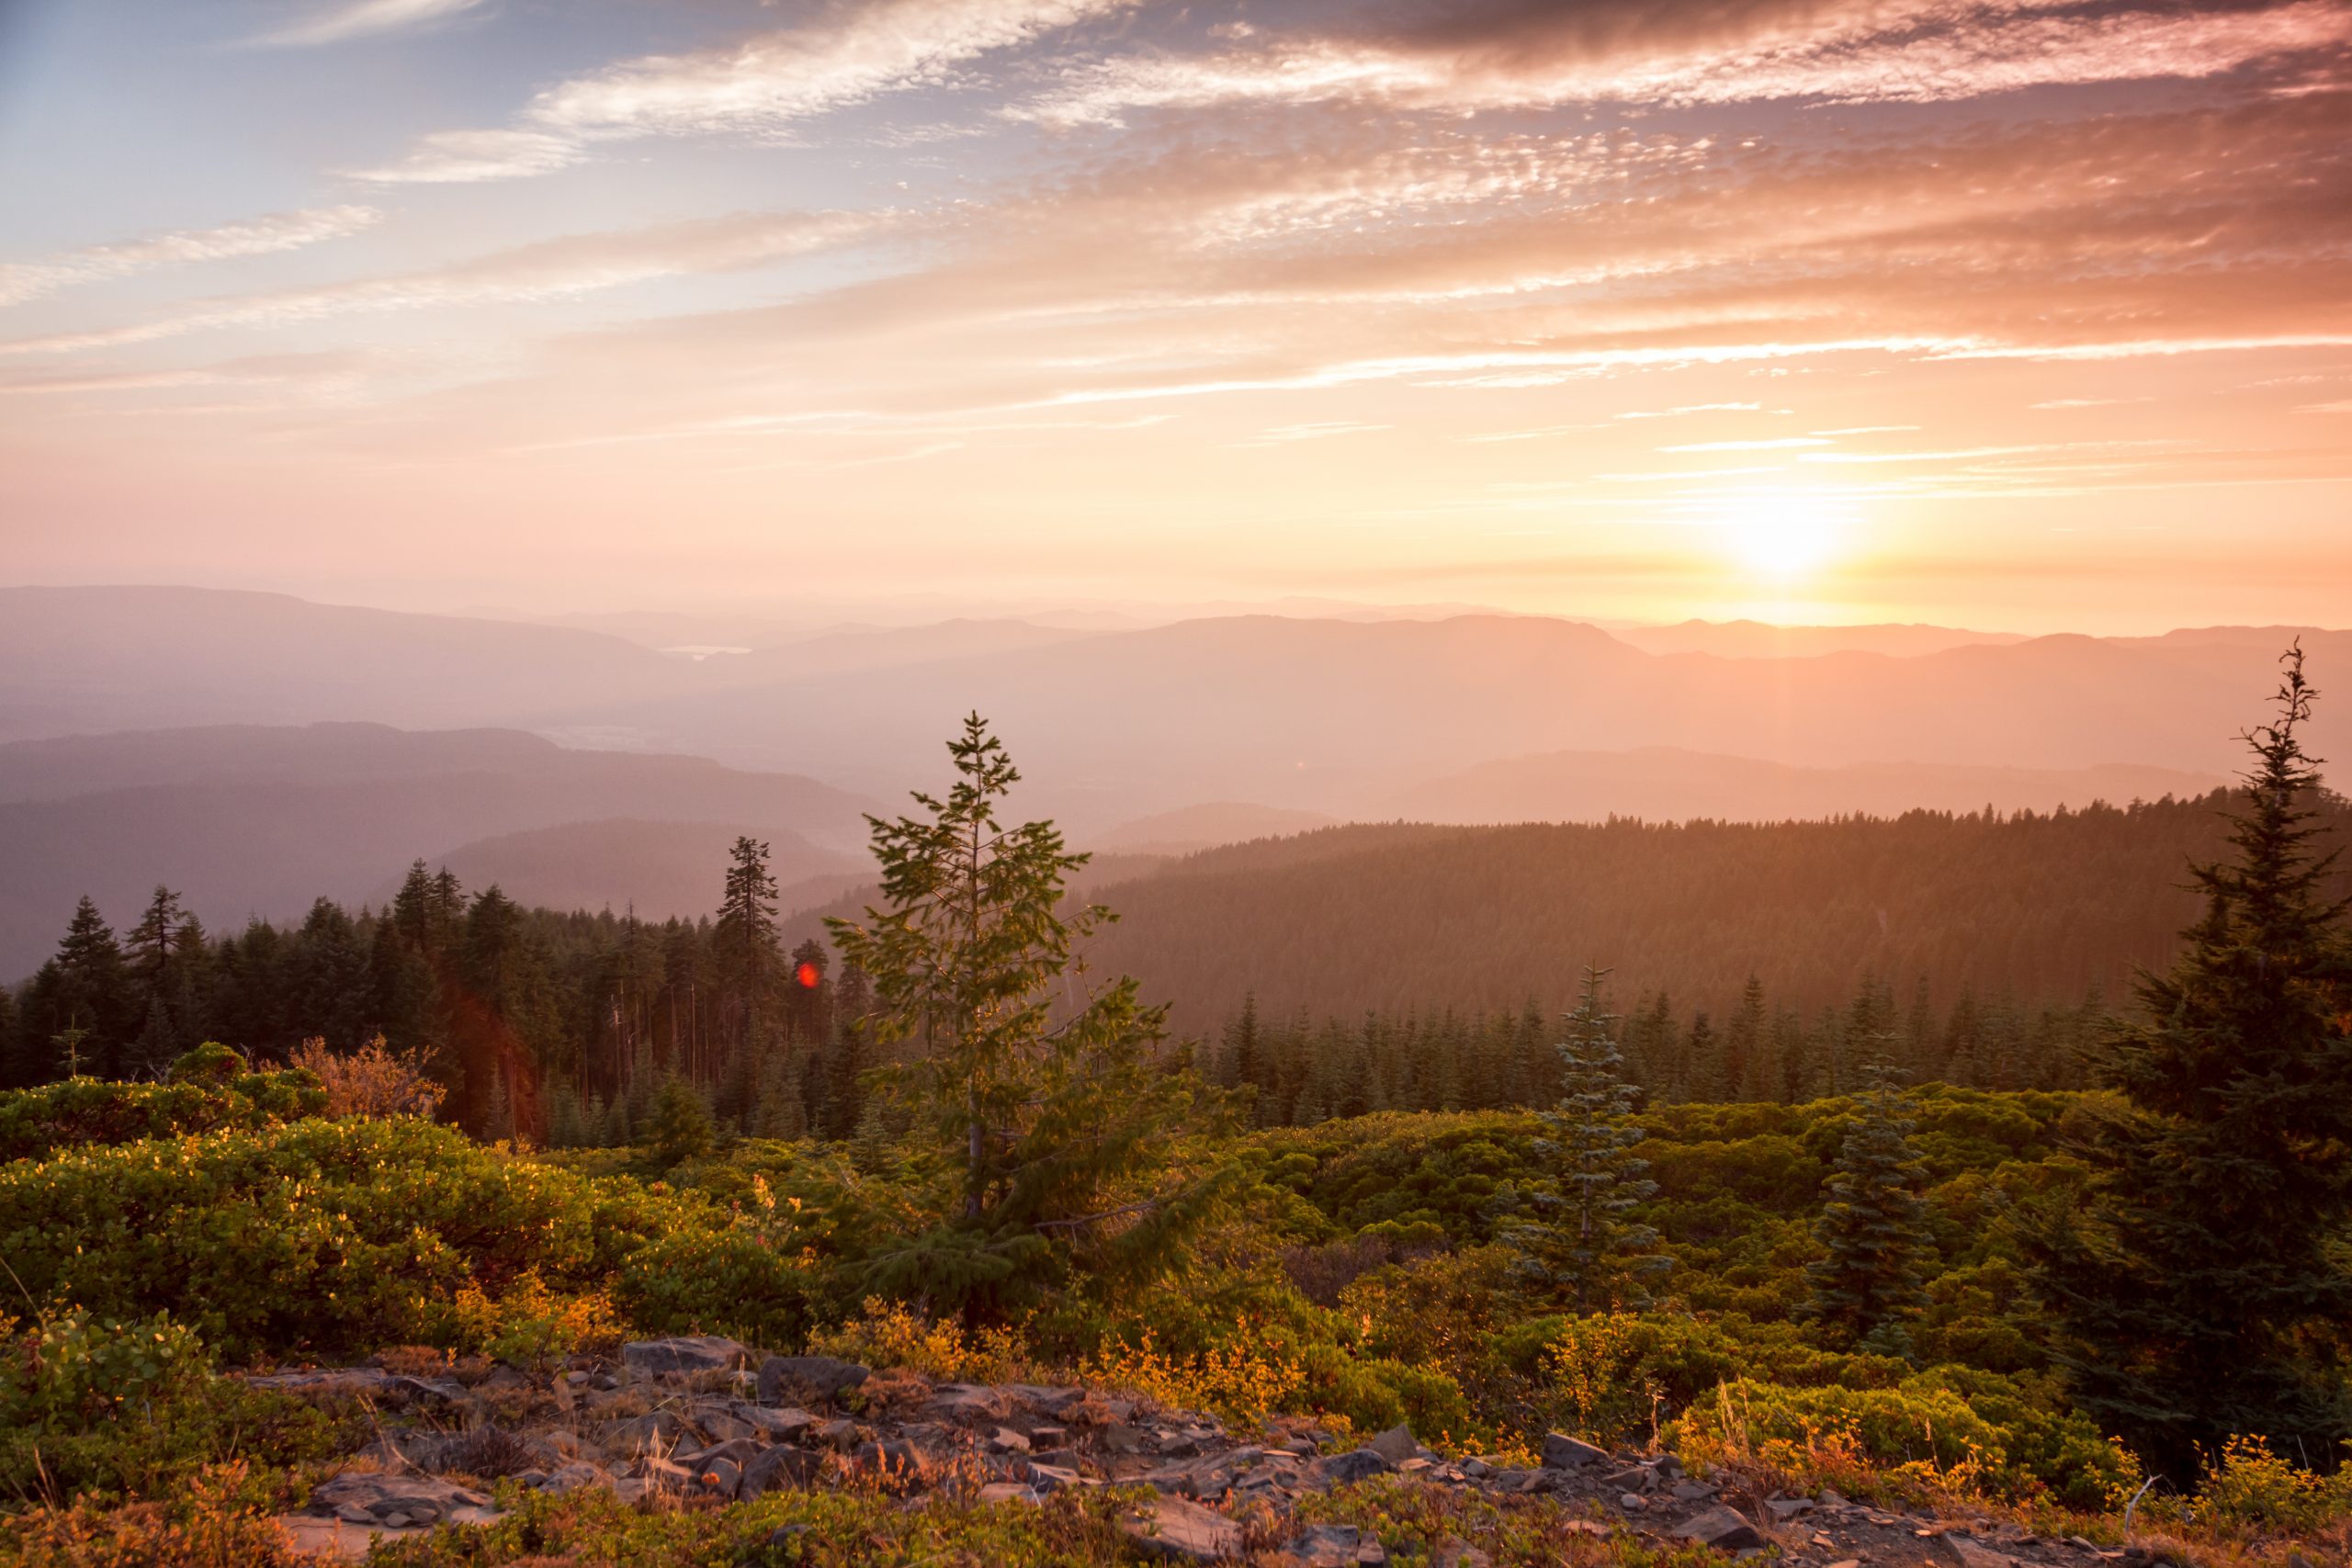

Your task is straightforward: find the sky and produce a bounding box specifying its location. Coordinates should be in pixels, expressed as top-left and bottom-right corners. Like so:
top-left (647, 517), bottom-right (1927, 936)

top-left (1, 0), bottom-right (2348, 634)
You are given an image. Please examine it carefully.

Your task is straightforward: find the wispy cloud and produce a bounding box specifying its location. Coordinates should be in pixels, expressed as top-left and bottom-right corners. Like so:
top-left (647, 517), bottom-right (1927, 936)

top-left (1016, 0), bottom-right (2352, 123)
top-left (357, 0), bottom-right (1130, 183)
top-left (252, 0), bottom-right (490, 48)
top-left (0, 207), bottom-right (380, 309)
top-left (0, 210), bottom-right (886, 355)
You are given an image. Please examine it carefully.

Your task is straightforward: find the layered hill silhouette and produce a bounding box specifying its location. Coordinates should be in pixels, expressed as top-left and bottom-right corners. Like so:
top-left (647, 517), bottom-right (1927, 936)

top-left (0, 724), bottom-right (873, 978)
top-left (6, 592), bottom-right (2341, 832)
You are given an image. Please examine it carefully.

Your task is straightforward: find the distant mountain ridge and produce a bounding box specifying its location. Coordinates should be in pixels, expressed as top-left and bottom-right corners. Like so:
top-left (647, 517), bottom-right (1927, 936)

top-left (0, 722), bottom-right (877, 978)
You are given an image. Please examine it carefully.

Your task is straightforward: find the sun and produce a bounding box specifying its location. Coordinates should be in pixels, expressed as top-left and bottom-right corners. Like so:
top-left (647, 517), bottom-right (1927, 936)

top-left (1722, 493), bottom-right (1843, 581)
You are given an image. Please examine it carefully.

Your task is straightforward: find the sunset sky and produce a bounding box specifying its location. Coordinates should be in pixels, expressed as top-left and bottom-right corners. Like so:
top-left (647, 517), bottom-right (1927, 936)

top-left (3, 0), bottom-right (2348, 632)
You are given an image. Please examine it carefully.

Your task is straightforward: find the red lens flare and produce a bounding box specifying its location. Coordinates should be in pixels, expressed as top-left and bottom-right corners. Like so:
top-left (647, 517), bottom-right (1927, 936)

top-left (796, 961), bottom-right (821, 989)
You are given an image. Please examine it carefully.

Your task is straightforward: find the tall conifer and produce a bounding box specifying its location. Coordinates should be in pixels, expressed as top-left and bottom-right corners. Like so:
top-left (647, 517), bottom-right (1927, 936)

top-left (2027, 645), bottom-right (2352, 1478)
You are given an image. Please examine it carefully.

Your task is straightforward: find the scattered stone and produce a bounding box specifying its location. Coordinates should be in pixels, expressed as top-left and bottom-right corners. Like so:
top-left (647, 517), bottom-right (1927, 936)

top-left (988, 1425), bottom-right (1032, 1454)
top-left (1030, 1424), bottom-right (1068, 1447)
top-left (1619, 1493), bottom-right (1648, 1513)
top-left (760, 1354), bottom-right (872, 1404)
top-left (1670, 1479), bottom-right (1720, 1502)
top-left (1542, 1432), bottom-right (1609, 1469)
top-left (741, 1445), bottom-right (823, 1498)
top-left (1676, 1506), bottom-right (1764, 1552)
top-left (1120, 1495), bottom-right (1243, 1562)
top-left (608, 1411), bottom-right (684, 1453)
top-left (622, 1336), bottom-right (750, 1376)
top-left (1940, 1539), bottom-right (2025, 1568)
top-left (1365, 1423), bottom-right (1420, 1463)
top-left (814, 1417), bottom-right (861, 1449)
top-left (1767, 1496), bottom-right (1816, 1520)
top-left (1290, 1522), bottom-right (1387, 1565)
top-left (537, 1462), bottom-right (613, 1495)
top-left (1653, 1453), bottom-right (1685, 1482)
top-left (1310, 1448), bottom-right (1393, 1487)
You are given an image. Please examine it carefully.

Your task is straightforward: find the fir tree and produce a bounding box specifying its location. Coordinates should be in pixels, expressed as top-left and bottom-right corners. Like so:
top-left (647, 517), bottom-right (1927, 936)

top-left (1804, 1056), bottom-right (1928, 1354)
top-left (1498, 966), bottom-right (1667, 1312)
top-left (827, 715), bottom-right (1230, 1323)
top-left (648, 1072), bottom-right (715, 1167)
top-left (2026, 645), bottom-right (2352, 1479)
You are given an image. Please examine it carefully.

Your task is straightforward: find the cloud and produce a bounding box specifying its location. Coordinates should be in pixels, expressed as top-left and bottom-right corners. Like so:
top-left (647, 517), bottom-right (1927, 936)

top-left (359, 0), bottom-right (1131, 184)
top-left (1016, 0), bottom-right (2352, 123)
top-left (0, 207), bottom-right (381, 309)
top-left (0, 210), bottom-right (886, 355)
top-left (346, 130), bottom-right (582, 184)
top-left (1662, 435), bottom-right (1831, 450)
top-left (253, 0), bottom-right (490, 48)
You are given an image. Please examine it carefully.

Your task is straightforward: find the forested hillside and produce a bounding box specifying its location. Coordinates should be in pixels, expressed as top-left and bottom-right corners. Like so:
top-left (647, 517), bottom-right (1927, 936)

top-left (1079, 790), bottom-right (2352, 1033)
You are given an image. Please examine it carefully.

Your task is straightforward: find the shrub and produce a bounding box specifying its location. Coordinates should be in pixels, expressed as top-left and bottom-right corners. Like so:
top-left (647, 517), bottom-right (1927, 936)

top-left (0, 1117), bottom-right (811, 1361)
top-left (2189, 1435), bottom-right (2352, 1532)
top-left (811, 1298), bottom-right (1026, 1383)
top-left (1080, 1323), bottom-right (1306, 1428)
top-left (443, 1269), bottom-right (626, 1368)
top-left (0, 1069), bottom-right (326, 1164)
top-left (284, 1035), bottom-right (444, 1120)
top-left (0, 1312), bottom-right (356, 1501)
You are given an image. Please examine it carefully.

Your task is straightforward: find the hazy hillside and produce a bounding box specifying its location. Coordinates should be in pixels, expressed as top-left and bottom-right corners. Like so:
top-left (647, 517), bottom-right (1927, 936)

top-left (1608, 620), bottom-right (2030, 659)
top-left (1093, 802), bottom-right (1341, 855)
top-left (1071, 791), bottom-right (2352, 1036)
top-left (403, 818), bottom-right (863, 922)
top-left (6, 590), bottom-right (2345, 833)
top-left (1389, 747), bottom-right (2224, 825)
top-left (0, 724), bottom-right (876, 977)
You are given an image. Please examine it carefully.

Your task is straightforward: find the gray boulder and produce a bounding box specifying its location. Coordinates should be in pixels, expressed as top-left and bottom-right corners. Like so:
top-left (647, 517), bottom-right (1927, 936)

top-left (621, 1336), bottom-right (750, 1376)
top-left (741, 1445), bottom-right (823, 1498)
top-left (1364, 1423), bottom-right (1419, 1463)
top-left (758, 1353), bottom-right (871, 1404)
top-left (1675, 1506), bottom-right (1764, 1551)
top-left (1309, 1448), bottom-right (1393, 1487)
top-left (1119, 1495), bottom-right (1242, 1562)
top-left (1541, 1431), bottom-right (1609, 1469)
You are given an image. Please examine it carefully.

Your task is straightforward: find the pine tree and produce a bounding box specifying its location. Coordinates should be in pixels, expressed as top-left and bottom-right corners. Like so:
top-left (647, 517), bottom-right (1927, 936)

top-left (648, 1072), bottom-right (714, 1167)
top-left (1804, 1057), bottom-right (1928, 1354)
top-left (826, 714), bottom-right (1231, 1323)
top-left (1498, 966), bottom-right (1667, 1311)
top-left (21, 897), bottom-right (132, 1080)
top-left (2026, 645), bottom-right (2352, 1479)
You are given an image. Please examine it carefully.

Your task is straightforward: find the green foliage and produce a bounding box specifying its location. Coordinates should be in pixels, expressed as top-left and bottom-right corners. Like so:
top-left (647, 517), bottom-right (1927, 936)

top-left (1496, 967), bottom-right (1667, 1311)
top-left (1804, 1060), bottom-right (1928, 1354)
top-left (0, 1311), bottom-right (357, 1503)
top-left (2027, 646), bottom-right (2352, 1478)
top-left (0, 1066), bottom-right (328, 1164)
top-left (0, 1116), bottom-right (811, 1361)
top-left (827, 715), bottom-right (1232, 1321)
top-left (647, 1073), bottom-right (715, 1168)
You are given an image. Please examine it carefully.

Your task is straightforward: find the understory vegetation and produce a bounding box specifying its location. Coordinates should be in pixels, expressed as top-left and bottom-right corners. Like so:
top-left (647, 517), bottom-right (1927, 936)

top-left (1, 656), bottom-right (2347, 1565)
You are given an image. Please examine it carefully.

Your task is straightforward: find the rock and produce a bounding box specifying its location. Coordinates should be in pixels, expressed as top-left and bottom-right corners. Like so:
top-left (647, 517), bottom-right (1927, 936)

top-left (1676, 1506), bottom-right (1764, 1552)
top-left (758, 1354), bottom-right (871, 1404)
top-left (1603, 1465), bottom-right (1653, 1492)
top-left (1101, 1422), bottom-right (1148, 1454)
top-left (814, 1417), bottom-right (861, 1449)
top-left (1619, 1493), bottom-right (1648, 1512)
top-left (696, 1456), bottom-right (743, 1498)
top-left (854, 1438), bottom-right (923, 1480)
top-left (1542, 1431), bottom-right (1609, 1470)
top-left (621, 1336), bottom-right (750, 1376)
top-left (385, 1374), bottom-right (470, 1410)
top-left (1028, 1462), bottom-right (1082, 1493)
top-left (689, 1402), bottom-right (763, 1443)
top-left (1289, 1522), bottom-right (1387, 1565)
top-left (741, 1445), bottom-right (823, 1498)
top-left (988, 1426), bottom-right (1033, 1454)
top-left (537, 1462), bottom-right (613, 1495)
top-left (1008, 1383), bottom-right (1088, 1414)
top-left (1030, 1424), bottom-right (1068, 1448)
top-left (1767, 1497), bottom-right (1816, 1520)
top-left (1939, 1539), bottom-right (2025, 1568)
top-left (1654, 1453), bottom-right (1685, 1481)
top-left (1120, 1495), bottom-right (1243, 1562)
top-left (1309, 1448), bottom-right (1392, 1487)
top-left (1433, 1546), bottom-right (1493, 1568)
top-left (981, 1481), bottom-right (1044, 1504)
top-left (608, 1411), bottom-right (685, 1453)
top-left (1670, 1480), bottom-right (1720, 1501)
top-left (750, 1404), bottom-right (818, 1441)
top-left (311, 1471), bottom-right (497, 1528)
top-left (1365, 1423), bottom-right (1420, 1463)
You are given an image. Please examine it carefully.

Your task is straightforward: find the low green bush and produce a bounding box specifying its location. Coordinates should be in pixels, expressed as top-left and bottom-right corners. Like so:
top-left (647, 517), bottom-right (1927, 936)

top-left (0, 1117), bottom-right (815, 1361)
top-left (0, 1067), bottom-right (327, 1164)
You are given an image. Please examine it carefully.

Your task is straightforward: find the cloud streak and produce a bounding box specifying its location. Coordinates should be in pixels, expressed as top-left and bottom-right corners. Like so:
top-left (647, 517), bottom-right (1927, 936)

top-left (252, 0), bottom-right (490, 48)
top-left (0, 207), bottom-right (380, 309)
top-left (356, 0), bottom-right (1131, 183)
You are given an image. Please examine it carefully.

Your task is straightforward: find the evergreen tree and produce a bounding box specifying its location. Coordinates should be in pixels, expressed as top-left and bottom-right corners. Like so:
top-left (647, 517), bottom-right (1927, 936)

top-left (20, 897), bottom-right (133, 1080)
top-left (2026, 646), bottom-right (2352, 1479)
top-left (648, 1071), bottom-right (715, 1168)
top-left (1804, 1057), bottom-right (1928, 1354)
top-left (1498, 966), bottom-right (1667, 1312)
top-left (827, 715), bottom-right (1230, 1323)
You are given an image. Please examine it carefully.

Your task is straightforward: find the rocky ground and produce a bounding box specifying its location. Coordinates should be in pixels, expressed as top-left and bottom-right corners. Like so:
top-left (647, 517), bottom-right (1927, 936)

top-left (249, 1336), bottom-right (2173, 1566)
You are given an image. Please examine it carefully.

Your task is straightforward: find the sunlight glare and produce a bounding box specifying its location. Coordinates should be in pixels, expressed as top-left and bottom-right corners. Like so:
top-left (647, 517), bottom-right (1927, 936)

top-left (1722, 492), bottom-right (1845, 582)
